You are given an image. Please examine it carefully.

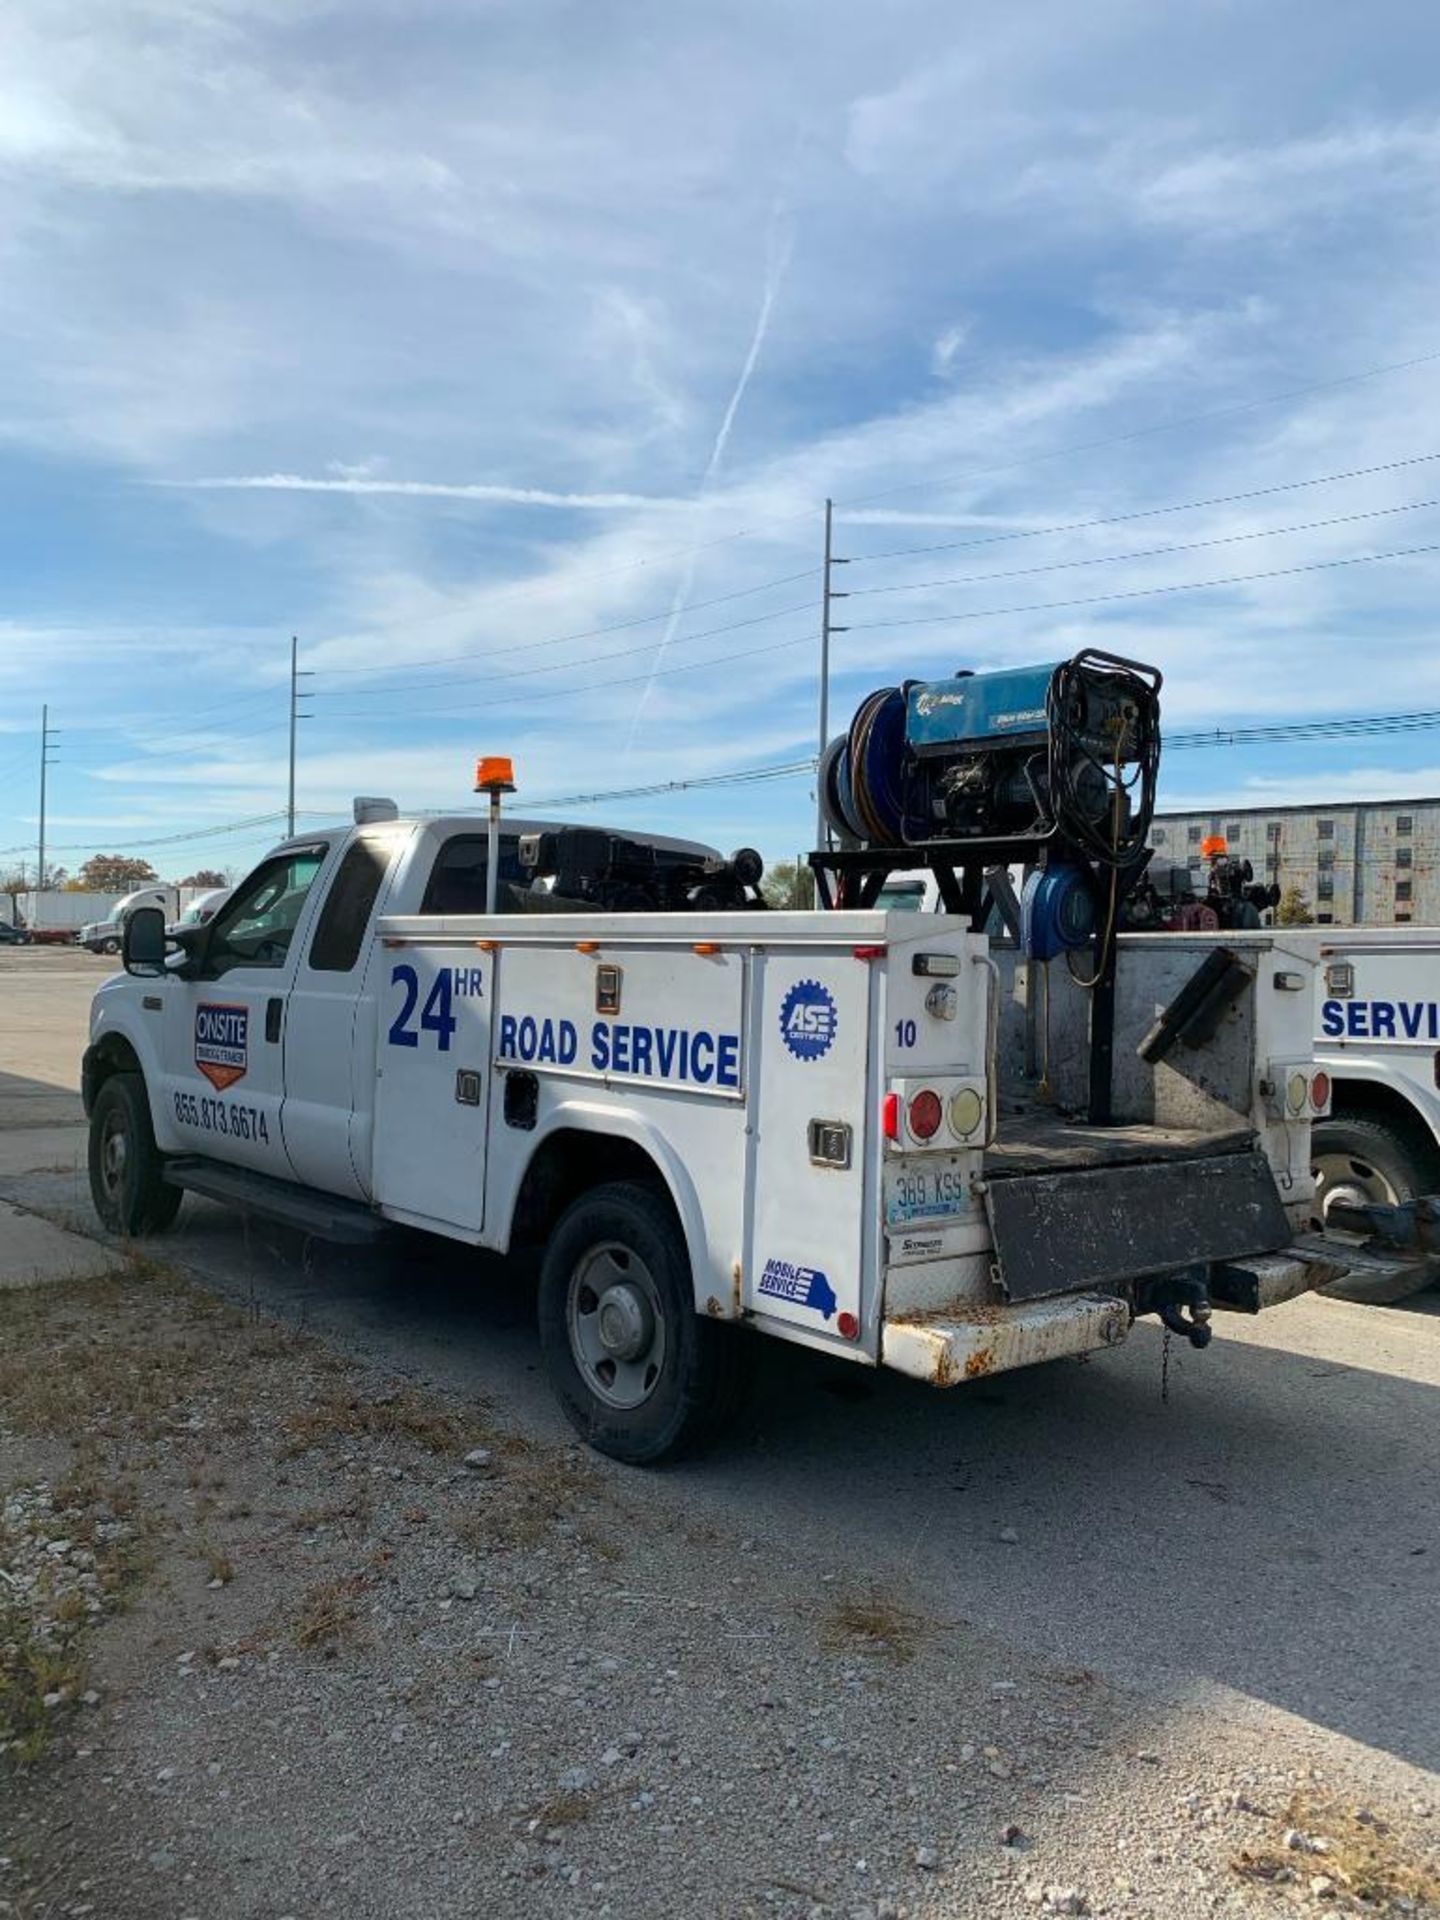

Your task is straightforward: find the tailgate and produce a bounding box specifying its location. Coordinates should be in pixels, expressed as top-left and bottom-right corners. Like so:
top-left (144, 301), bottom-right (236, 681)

top-left (984, 1149), bottom-right (1291, 1301)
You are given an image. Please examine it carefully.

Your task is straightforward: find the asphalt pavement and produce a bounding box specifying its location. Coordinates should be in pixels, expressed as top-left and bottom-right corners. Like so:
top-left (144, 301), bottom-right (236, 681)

top-left (3, 948), bottom-right (1436, 1800)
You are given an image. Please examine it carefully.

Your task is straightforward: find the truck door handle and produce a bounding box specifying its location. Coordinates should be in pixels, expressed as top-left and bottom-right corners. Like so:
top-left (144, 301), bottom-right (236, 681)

top-left (266, 998), bottom-right (283, 1044)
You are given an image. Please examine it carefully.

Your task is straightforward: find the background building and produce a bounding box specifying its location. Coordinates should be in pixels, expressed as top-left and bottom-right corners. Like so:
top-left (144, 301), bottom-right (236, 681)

top-left (1148, 797), bottom-right (1439, 926)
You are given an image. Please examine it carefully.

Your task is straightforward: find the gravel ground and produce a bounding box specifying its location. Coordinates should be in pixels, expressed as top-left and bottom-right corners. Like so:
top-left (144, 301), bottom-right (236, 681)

top-left (2, 1258), bottom-right (1437, 1920)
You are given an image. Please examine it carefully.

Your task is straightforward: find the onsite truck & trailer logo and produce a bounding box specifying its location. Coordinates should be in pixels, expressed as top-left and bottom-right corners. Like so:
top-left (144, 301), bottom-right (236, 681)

top-left (195, 1003), bottom-right (249, 1090)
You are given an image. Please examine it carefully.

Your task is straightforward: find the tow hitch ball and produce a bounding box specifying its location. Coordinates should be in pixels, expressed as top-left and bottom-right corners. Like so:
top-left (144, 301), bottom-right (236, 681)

top-left (1147, 1271), bottom-right (1214, 1349)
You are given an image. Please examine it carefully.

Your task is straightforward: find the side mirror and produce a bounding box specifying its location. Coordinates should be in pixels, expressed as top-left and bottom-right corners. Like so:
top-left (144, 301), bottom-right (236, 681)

top-left (122, 906), bottom-right (167, 976)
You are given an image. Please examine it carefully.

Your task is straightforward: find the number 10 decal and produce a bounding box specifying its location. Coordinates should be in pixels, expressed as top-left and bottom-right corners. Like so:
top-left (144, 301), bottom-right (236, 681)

top-left (387, 964), bottom-right (459, 1051)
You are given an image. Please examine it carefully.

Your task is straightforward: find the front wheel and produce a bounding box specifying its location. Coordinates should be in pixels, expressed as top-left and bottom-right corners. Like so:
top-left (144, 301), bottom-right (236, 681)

top-left (1313, 1114), bottom-right (1438, 1303)
top-left (537, 1180), bottom-right (740, 1464)
top-left (88, 1072), bottom-right (183, 1237)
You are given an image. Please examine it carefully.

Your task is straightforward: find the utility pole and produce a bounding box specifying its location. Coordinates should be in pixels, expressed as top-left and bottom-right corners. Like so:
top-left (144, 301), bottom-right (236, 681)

top-left (37, 705), bottom-right (60, 893)
top-left (288, 635), bottom-right (314, 836)
top-left (815, 497), bottom-right (848, 848)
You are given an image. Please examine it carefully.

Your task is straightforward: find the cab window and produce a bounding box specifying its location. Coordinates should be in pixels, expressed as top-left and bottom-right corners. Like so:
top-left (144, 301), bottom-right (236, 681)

top-left (421, 835), bottom-right (527, 914)
top-left (308, 835), bottom-right (400, 973)
top-left (205, 847), bottom-right (327, 973)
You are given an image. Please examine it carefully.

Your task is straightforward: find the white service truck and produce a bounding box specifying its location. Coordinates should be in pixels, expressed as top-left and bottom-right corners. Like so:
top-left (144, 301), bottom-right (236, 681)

top-left (1304, 927), bottom-right (1440, 1296)
top-left (83, 804), bottom-right (1422, 1463)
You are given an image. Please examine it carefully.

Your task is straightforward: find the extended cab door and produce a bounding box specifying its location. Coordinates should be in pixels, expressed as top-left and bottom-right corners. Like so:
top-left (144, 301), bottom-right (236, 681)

top-left (282, 826), bottom-right (409, 1199)
top-left (160, 843), bottom-right (330, 1176)
top-left (371, 942), bottom-right (494, 1235)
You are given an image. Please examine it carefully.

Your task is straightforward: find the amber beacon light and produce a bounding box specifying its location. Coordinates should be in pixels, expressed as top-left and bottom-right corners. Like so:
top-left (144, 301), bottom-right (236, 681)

top-left (473, 756), bottom-right (518, 914)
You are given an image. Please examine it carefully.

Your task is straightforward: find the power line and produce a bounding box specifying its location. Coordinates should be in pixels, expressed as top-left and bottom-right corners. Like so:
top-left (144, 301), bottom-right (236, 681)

top-left (842, 494), bottom-right (1440, 600)
top-left (521, 758), bottom-right (817, 813)
top-left (832, 344), bottom-right (1440, 515)
top-left (844, 538), bottom-right (1440, 634)
top-left (323, 629), bottom-right (816, 724)
top-left (316, 599), bottom-right (821, 714)
top-left (1166, 708), bottom-right (1440, 751)
top-left (314, 567), bottom-right (821, 681)
top-left (846, 449), bottom-right (1440, 564)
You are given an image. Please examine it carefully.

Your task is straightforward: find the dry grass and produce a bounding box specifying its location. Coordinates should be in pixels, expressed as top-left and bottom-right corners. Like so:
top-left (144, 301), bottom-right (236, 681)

top-left (1232, 1793), bottom-right (1440, 1911)
top-left (450, 1449), bottom-right (603, 1554)
top-left (0, 1607), bottom-right (86, 1766)
top-left (198, 1542), bottom-right (234, 1586)
top-left (819, 1593), bottom-right (929, 1665)
top-left (531, 1789), bottom-right (595, 1828)
top-left (292, 1575), bottom-right (369, 1657)
top-left (279, 1385), bottom-right (489, 1459)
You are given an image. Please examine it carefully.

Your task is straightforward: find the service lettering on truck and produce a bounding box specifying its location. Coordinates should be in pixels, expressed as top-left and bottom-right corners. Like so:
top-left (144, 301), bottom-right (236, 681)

top-left (1320, 998), bottom-right (1440, 1041)
top-left (494, 1012), bottom-right (742, 1089)
top-left (386, 963), bottom-right (485, 1051)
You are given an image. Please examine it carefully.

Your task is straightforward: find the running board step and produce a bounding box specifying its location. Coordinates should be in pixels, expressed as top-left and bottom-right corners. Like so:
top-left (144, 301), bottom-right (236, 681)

top-left (163, 1156), bottom-right (385, 1244)
top-left (882, 1292), bottom-right (1131, 1388)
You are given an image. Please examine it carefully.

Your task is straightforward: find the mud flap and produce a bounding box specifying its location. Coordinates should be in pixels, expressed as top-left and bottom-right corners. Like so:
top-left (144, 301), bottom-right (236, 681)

top-left (984, 1150), bottom-right (1291, 1302)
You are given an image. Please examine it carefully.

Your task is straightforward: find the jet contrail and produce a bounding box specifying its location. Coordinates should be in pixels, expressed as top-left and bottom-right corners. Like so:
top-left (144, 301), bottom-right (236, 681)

top-left (155, 475), bottom-right (679, 510)
top-left (625, 204), bottom-right (796, 749)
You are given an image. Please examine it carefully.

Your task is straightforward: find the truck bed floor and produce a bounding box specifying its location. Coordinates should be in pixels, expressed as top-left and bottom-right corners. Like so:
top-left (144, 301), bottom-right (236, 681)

top-left (984, 1107), bottom-right (1255, 1177)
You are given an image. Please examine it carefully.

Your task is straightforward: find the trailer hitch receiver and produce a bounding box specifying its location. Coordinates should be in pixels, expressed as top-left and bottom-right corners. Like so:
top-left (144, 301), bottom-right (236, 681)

top-left (1142, 1270), bottom-right (1214, 1349)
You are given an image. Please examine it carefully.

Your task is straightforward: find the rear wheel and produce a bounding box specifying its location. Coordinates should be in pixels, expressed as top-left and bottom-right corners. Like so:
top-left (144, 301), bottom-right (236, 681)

top-left (1312, 1114), bottom-right (1438, 1303)
top-left (538, 1180), bottom-right (740, 1464)
top-left (88, 1072), bottom-right (183, 1237)
top-left (101, 937), bottom-right (121, 956)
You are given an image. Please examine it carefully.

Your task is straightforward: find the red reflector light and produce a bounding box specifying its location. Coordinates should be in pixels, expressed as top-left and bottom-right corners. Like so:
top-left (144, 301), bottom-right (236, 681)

top-left (852, 944), bottom-right (887, 961)
top-left (882, 1092), bottom-right (900, 1140)
top-left (837, 1310), bottom-right (860, 1340)
top-left (1310, 1070), bottom-right (1330, 1110)
top-left (907, 1088), bottom-right (943, 1141)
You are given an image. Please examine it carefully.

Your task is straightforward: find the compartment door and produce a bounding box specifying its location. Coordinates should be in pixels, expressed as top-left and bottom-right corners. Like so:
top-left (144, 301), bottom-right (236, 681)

top-left (372, 946), bottom-right (493, 1233)
top-left (747, 957), bottom-right (873, 1340)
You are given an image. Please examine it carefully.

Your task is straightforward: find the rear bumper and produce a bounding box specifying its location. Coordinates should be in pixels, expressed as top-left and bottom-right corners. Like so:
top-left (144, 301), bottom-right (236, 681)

top-left (882, 1292), bottom-right (1131, 1387)
top-left (881, 1233), bottom-right (1412, 1388)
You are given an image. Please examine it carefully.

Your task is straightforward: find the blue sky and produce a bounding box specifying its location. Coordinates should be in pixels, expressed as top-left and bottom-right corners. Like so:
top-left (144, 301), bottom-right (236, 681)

top-left (4, 0), bottom-right (1440, 883)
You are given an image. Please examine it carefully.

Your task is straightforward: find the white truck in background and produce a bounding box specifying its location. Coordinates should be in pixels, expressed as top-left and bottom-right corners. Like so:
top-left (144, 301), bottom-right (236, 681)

top-left (80, 801), bottom-right (1425, 1463)
top-left (80, 887), bottom-right (182, 956)
top-left (1304, 927), bottom-right (1440, 1298)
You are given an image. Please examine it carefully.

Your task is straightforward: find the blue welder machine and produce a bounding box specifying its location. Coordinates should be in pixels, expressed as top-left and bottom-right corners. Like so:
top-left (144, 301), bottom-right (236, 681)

top-left (814, 649), bottom-right (1163, 961)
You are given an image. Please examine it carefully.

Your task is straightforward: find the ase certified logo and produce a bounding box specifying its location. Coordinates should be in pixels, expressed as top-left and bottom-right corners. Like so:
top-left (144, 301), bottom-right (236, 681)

top-left (779, 978), bottom-right (837, 1062)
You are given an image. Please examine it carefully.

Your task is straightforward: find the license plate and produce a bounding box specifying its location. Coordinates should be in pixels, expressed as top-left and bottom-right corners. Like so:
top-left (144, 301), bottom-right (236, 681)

top-left (885, 1161), bottom-right (973, 1227)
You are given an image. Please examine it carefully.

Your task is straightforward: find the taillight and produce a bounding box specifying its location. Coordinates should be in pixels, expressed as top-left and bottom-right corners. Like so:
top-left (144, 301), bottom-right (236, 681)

top-left (948, 1086), bottom-right (984, 1141)
top-left (882, 1091), bottom-right (900, 1141)
top-left (1310, 1070), bottom-right (1330, 1113)
top-left (907, 1088), bottom-right (943, 1142)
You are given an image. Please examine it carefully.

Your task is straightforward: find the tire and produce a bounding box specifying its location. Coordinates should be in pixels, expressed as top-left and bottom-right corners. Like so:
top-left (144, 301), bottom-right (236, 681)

top-left (537, 1180), bottom-right (741, 1465)
top-left (88, 1072), bottom-right (183, 1237)
top-left (102, 937), bottom-right (121, 956)
top-left (1312, 1114), bottom-right (1439, 1304)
